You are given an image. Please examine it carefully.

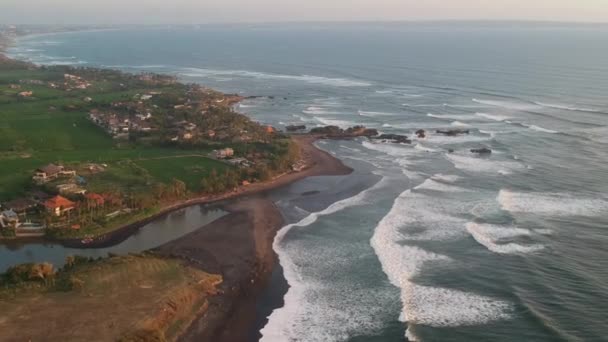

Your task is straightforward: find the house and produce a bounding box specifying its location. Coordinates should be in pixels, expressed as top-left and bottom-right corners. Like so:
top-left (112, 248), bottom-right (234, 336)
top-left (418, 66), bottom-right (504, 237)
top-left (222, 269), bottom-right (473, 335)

top-left (33, 163), bottom-right (64, 183)
top-left (85, 193), bottom-right (105, 208)
top-left (44, 195), bottom-right (76, 217)
top-left (214, 148), bottom-right (234, 159)
top-left (3, 198), bottom-right (37, 216)
top-left (56, 183), bottom-right (87, 196)
top-left (0, 210), bottom-right (20, 228)
top-left (33, 164), bottom-right (76, 183)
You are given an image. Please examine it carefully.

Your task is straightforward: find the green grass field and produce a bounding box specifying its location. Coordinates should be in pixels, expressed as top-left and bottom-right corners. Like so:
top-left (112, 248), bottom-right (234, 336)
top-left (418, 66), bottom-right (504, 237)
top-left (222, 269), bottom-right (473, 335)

top-left (0, 69), bottom-right (228, 200)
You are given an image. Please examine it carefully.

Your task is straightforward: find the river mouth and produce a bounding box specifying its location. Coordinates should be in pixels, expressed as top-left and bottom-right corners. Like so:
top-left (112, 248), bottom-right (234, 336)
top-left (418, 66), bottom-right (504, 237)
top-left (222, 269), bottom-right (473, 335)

top-left (0, 204), bottom-right (227, 272)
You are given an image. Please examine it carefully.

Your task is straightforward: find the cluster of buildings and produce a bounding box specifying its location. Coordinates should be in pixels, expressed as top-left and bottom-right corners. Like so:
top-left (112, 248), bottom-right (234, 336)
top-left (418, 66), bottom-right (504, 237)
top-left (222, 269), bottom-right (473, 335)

top-left (88, 109), bottom-right (156, 138)
top-left (0, 163), bottom-right (111, 233)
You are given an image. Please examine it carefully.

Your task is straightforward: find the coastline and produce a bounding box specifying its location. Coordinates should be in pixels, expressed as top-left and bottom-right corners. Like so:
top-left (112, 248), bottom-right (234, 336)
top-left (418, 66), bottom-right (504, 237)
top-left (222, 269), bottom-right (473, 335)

top-left (57, 134), bottom-right (352, 248)
top-left (0, 37), bottom-right (354, 341)
top-left (154, 136), bottom-right (352, 342)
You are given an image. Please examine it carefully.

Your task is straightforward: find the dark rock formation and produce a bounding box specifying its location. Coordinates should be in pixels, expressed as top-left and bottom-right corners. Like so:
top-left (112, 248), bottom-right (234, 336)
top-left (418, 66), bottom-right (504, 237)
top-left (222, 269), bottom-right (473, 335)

top-left (415, 129), bottom-right (426, 138)
top-left (310, 125), bottom-right (379, 138)
top-left (373, 134), bottom-right (412, 144)
top-left (286, 125), bottom-right (307, 132)
top-left (436, 129), bottom-right (470, 136)
top-left (471, 148), bottom-right (492, 154)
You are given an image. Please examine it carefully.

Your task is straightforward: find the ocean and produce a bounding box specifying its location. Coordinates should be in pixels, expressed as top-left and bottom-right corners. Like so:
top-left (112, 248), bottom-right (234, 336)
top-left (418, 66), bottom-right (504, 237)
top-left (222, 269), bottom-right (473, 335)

top-left (7, 22), bottom-right (608, 341)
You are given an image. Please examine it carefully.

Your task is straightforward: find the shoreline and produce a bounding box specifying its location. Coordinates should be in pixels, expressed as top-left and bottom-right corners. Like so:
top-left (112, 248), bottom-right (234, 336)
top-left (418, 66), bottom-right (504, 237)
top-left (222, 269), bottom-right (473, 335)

top-left (56, 134), bottom-right (351, 248)
top-left (0, 36), bottom-right (354, 341)
top-left (154, 136), bottom-right (352, 342)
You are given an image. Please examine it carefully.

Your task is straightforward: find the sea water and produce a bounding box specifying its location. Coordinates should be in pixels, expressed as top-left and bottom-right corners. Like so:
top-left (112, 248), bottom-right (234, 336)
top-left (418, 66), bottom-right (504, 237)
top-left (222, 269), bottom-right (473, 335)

top-left (7, 22), bottom-right (608, 341)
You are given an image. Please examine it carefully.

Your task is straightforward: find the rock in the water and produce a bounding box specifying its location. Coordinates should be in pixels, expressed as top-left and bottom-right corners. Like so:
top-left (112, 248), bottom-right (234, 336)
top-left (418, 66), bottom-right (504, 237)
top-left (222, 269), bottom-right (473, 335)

top-left (415, 129), bottom-right (426, 138)
top-left (436, 129), bottom-right (470, 136)
top-left (286, 124), bottom-right (307, 132)
top-left (374, 134), bottom-right (412, 144)
top-left (471, 148), bottom-right (492, 154)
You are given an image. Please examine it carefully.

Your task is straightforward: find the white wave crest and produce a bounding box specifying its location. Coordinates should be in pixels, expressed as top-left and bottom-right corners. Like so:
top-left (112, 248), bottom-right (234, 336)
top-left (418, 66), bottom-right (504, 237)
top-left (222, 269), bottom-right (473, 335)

top-left (370, 189), bottom-right (512, 334)
top-left (261, 182), bottom-right (382, 341)
top-left (472, 98), bottom-right (539, 111)
top-left (446, 154), bottom-right (523, 175)
top-left (359, 110), bottom-right (397, 117)
top-left (466, 223), bottom-right (544, 254)
top-left (498, 190), bottom-right (608, 217)
top-left (523, 124), bottom-right (559, 134)
top-left (475, 112), bottom-right (511, 122)
top-left (180, 67), bottom-right (371, 87)
top-left (427, 113), bottom-right (476, 121)
top-left (534, 101), bottom-right (602, 113)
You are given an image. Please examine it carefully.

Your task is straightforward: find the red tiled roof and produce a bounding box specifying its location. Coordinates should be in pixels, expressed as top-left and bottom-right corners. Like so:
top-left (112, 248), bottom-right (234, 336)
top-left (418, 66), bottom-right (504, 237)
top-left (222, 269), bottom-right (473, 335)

top-left (85, 193), bottom-right (105, 205)
top-left (44, 195), bottom-right (75, 209)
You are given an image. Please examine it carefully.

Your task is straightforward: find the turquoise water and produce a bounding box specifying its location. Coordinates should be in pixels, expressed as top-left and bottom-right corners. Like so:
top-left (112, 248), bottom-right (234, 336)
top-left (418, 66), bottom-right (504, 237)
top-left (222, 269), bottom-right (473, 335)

top-left (7, 23), bottom-right (608, 341)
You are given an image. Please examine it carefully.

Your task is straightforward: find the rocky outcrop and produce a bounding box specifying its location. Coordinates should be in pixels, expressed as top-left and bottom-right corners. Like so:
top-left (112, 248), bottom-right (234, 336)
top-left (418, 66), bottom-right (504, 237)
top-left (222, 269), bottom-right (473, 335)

top-left (373, 134), bottom-right (412, 144)
top-left (310, 125), bottom-right (379, 138)
top-left (415, 129), bottom-right (426, 138)
top-left (436, 129), bottom-right (470, 136)
top-left (286, 125), bottom-right (306, 132)
top-left (471, 148), bottom-right (492, 154)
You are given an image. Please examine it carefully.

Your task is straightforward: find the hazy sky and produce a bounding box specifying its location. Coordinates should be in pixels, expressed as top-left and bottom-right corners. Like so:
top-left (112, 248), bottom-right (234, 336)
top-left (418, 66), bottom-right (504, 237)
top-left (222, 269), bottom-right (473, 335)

top-left (2, 0), bottom-right (608, 24)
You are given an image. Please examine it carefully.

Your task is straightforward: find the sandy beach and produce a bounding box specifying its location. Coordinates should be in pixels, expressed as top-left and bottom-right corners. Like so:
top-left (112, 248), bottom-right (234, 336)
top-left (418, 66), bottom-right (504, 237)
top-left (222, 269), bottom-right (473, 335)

top-left (153, 135), bottom-right (352, 342)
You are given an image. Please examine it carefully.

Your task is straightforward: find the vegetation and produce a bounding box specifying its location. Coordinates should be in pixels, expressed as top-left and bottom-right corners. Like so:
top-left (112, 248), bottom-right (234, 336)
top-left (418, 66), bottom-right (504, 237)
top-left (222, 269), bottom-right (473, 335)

top-left (0, 254), bottom-right (222, 342)
top-left (0, 55), bottom-right (301, 238)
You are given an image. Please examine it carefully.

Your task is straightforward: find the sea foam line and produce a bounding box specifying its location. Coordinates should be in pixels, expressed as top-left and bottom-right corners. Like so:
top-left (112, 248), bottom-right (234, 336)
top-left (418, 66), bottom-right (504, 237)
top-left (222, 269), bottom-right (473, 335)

top-left (179, 67), bottom-right (372, 87)
top-left (370, 189), bottom-right (512, 336)
top-left (260, 179), bottom-right (386, 341)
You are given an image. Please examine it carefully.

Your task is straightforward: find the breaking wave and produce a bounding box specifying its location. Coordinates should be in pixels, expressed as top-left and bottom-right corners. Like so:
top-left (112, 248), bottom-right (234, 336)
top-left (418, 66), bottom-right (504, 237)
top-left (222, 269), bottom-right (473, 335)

top-left (498, 190), bottom-right (608, 217)
top-left (466, 223), bottom-right (544, 254)
top-left (179, 67), bottom-right (372, 87)
top-left (370, 189), bottom-right (512, 339)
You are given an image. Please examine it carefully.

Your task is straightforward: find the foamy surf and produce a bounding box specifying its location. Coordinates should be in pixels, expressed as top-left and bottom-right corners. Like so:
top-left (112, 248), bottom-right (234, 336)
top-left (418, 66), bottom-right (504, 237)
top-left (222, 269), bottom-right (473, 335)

top-left (371, 189), bottom-right (512, 338)
top-left (498, 190), bottom-right (608, 217)
top-left (179, 67), bottom-right (372, 87)
top-left (475, 112), bottom-right (511, 122)
top-left (446, 154), bottom-right (524, 175)
top-left (534, 101), bottom-right (602, 113)
top-left (466, 223), bottom-right (544, 254)
top-left (261, 181), bottom-right (385, 342)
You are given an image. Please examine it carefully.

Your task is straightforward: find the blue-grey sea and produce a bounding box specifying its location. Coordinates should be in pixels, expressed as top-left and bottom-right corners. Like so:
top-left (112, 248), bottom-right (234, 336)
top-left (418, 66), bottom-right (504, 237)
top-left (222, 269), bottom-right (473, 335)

top-left (6, 23), bottom-right (608, 341)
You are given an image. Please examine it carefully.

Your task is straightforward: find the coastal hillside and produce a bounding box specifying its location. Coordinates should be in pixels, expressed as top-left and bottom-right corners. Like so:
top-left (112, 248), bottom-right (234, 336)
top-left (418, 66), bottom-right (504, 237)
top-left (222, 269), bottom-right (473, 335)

top-left (0, 254), bottom-right (221, 341)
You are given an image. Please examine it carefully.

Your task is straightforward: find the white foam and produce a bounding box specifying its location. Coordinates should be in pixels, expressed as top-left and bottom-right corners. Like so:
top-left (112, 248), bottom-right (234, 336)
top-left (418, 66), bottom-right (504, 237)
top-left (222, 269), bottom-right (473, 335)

top-left (451, 121), bottom-right (471, 127)
top-left (404, 284), bottom-right (512, 326)
top-left (370, 189), bottom-right (511, 334)
top-left (466, 223), bottom-right (544, 254)
top-left (414, 143), bottom-right (439, 153)
top-left (427, 113), bottom-right (476, 121)
top-left (358, 110), bottom-right (397, 117)
top-left (498, 190), bottom-right (608, 217)
top-left (414, 178), bottom-right (471, 193)
top-left (523, 124), bottom-right (559, 134)
top-left (446, 154), bottom-right (523, 175)
top-left (473, 98), bottom-right (540, 111)
top-left (475, 112), bottom-right (512, 122)
top-left (303, 106), bottom-right (342, 115)
top-left (313, 117), bottom-right (354, 128)
top-left (180, 67), bottom-right (371, 87)
top-left (534, 101), bottom-right (602, 113)
top-left (431, 174), bottom-right (461, 183)
top-left (261, 182), bottom-right (384, 342)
